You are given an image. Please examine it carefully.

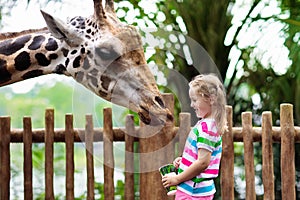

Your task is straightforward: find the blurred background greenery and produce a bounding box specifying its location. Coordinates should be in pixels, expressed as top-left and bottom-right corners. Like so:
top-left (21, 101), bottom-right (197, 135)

top-left (0, 0), bottom-right (299, 199)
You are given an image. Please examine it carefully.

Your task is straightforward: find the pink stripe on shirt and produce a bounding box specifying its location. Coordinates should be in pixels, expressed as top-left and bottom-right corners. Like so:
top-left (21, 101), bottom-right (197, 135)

top-left (181, 157), bottom-right (192, 166)
top-left (203, 169), bottom-right (219, 175)
top-left (209, 158), bottom-right (221, 165)
top-left (184, 147), bottom-right (198, 160)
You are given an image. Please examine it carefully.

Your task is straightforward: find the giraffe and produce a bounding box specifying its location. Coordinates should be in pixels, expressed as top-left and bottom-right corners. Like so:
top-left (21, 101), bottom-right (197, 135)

top-left (0, 0), bottom-right (173, 126)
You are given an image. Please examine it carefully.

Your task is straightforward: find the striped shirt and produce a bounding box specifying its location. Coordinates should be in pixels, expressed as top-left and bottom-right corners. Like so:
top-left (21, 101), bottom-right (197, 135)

top-left (177, 118), bottom-right (222, 197)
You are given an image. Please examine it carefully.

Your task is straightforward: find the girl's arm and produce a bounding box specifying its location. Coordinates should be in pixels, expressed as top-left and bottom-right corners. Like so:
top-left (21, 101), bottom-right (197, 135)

top-left (162, 148), bottom-right (212, 187)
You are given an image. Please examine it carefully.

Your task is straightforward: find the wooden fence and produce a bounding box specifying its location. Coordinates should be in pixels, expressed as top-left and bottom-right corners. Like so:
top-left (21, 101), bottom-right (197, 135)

top-left (0, 94), bottom-right (300, 199)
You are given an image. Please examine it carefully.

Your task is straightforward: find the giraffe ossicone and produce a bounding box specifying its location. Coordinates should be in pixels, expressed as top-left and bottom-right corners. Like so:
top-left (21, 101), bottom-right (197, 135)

top-left (0, 0), bottom-right (173, 126)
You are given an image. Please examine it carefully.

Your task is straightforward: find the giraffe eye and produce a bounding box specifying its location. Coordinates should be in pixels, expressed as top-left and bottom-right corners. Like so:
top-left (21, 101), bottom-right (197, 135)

top-left (95, 47), bottom-right (120, 61)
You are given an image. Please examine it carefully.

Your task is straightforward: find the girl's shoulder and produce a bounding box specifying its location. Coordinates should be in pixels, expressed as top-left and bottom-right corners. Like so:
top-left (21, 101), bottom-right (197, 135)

top-left (195, 119), bottom-right (219, 137)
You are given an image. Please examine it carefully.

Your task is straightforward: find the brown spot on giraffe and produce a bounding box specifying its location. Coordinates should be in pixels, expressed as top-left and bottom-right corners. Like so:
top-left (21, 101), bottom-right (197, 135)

top-left (0, 59), bottom-right (11, 84)
top-left (22, 70), bottom-right (44, 80)
top-left (45, 38), bottom-right (58, 51)
top-left (73, 56), bottom-right (82, 68)
top-left (14, 51), bottom-right (31, 71)
top-left (28, 35), bottom-right (46, 50)
top-left (0, 35), bottom-right (31, 56)
top-left (35, 53), bottom-right (51, 66)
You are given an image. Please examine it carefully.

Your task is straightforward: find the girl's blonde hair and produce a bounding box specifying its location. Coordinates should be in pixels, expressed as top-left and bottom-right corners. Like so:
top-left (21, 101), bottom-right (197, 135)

top-left (189, 73), bottom-right (227, 135)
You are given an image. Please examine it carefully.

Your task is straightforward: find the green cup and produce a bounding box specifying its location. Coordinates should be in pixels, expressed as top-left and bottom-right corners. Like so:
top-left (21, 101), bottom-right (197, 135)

top-left (159, 164), bottom-right (177, 196)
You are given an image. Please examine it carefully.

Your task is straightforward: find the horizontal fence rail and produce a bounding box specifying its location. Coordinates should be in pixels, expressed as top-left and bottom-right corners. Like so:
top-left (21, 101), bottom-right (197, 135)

top-left (6, 124), bottom-right (300, 143)
top-left (1, 95), bottom-right (300, 199)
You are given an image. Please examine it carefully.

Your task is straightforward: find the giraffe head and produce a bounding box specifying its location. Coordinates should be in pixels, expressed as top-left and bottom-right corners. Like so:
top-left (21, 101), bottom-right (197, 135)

top-left (40, 0), bottom-right (173, 125)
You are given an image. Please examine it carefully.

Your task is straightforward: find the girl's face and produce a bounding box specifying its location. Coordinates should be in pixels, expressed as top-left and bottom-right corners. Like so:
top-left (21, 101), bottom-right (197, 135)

top-left (189, 87), bottom-right (212, 119)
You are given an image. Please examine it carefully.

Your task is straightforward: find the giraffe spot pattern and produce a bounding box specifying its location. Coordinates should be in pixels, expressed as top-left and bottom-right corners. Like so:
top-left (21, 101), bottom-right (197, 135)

top-left (73, 56), bottom-right (81, 68)
top-left (75, 71), bottom-right (84, 82)
top-left (54, 64), bottom-right (67, 74)
top-left (45, 38), bottom-right (58, 51)
top-left (49, 53), bottom-right (58, 60)
top-left (28, 35), bottom-right (46, 50)
top-left (69, 16), bottom-right (86, 30)
top-left (87, 74), bottom-right (98, 87)
top-left (0, 59), bottom-right (11, 84)
top-left (61, 48), bottom-right (69, 57)
top-left (90, 68), bottom-right (98, 76)
top-left (65, 58), bottom-right (70, 67)
top-left (0, 35), bottom-right (31, 56)
top-left (99, 89), bottom-right (108, 98)
top-left (71, 50), bottom-right (77, 55)
top-left (83, 58), bottom-right (90, 70)
top-left (22, 69), bottom-right (44, 80)
top-left (100, 75), bottom-right (111, 91)
top-left (35, 53), bottom-right (51, 66)
top-left (14, 51), bottom-right (31, 71)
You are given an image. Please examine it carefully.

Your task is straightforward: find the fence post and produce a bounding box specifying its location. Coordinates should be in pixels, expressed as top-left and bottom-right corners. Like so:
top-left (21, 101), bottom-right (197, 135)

top-left (0, 116), bottom-right (11, 200)
top-left (65, 114), bottom-right (74, 200)
top-left (103, 108), bottom-right (114, 200)
top-left (125, 115), bottom-right (135, 200)
top-left (45, 109), bottom-right (54, 200)
top-left (221, 106), bottom-right (234, 199)
top-left (85, 114), bottom-right (95, 200)
top-left (23, 117), bottom-right (33, 200)
top-left (261, 111), bottom-right (274, 200)
top-left (280, 104), bottom-right (295, 199)
top-left (242, 112), bottom-right (256, 200)
top-left (139, 93), bottom-right (175, 200)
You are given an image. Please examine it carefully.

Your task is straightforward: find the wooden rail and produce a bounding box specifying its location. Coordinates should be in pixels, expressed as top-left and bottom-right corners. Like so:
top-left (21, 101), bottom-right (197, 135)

top-left (0, 96), bottom-right (299, 199)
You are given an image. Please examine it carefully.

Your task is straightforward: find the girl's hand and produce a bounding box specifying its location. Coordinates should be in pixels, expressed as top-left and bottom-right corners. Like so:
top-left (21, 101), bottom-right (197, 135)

top-left (162, 174), bottom-right (180, 187)
top-left (173, 157), bottom-right (182, 168)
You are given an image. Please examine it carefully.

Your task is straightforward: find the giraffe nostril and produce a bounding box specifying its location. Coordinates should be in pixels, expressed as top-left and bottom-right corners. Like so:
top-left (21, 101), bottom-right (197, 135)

top-left (155, 96), bottom-right (165, 108)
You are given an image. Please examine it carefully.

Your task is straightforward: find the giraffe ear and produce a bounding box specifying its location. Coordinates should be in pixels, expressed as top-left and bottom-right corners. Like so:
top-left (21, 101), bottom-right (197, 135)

top-left (40, 10), bottom-right (83, 47)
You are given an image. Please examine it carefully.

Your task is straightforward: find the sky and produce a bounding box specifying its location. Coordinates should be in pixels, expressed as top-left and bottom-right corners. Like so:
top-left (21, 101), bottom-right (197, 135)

top-left (1, 0), bottom-right (93, 32)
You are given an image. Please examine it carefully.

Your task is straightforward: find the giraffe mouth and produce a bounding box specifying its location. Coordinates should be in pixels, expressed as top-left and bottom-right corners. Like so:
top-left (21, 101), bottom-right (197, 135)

top-left (138, 105), bottom-right (173, 126)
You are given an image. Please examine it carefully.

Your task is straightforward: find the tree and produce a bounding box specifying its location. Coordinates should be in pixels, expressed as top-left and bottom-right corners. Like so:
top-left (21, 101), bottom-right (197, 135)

top-left (114, 0), bottom-right (300, 198)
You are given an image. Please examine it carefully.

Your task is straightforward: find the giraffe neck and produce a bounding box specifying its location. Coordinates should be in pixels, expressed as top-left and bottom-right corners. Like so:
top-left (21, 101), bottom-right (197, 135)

top-left (0, 7), bottom-right (174, 125)
top-left (0, 29), bottom-right (78, 86)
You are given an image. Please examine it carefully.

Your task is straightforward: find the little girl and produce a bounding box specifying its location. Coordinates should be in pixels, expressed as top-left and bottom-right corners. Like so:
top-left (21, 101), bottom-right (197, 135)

top-left (162, 73), bottom-right (227, 199)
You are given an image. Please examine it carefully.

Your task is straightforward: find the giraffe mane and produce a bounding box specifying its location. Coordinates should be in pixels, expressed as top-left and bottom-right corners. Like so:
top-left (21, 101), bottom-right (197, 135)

top-left (0, 27), bottom-right (48, 41)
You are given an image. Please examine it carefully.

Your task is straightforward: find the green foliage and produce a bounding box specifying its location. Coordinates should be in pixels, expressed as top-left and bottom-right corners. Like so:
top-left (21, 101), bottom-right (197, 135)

top-left (0, 80), bottom-right (119, 128)
top-left (0, 81), bottom-right (73, 128)
top-left (115, 1), bottom-right (300, 199)
top-left (115, 180), bottom-right (125, 199)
